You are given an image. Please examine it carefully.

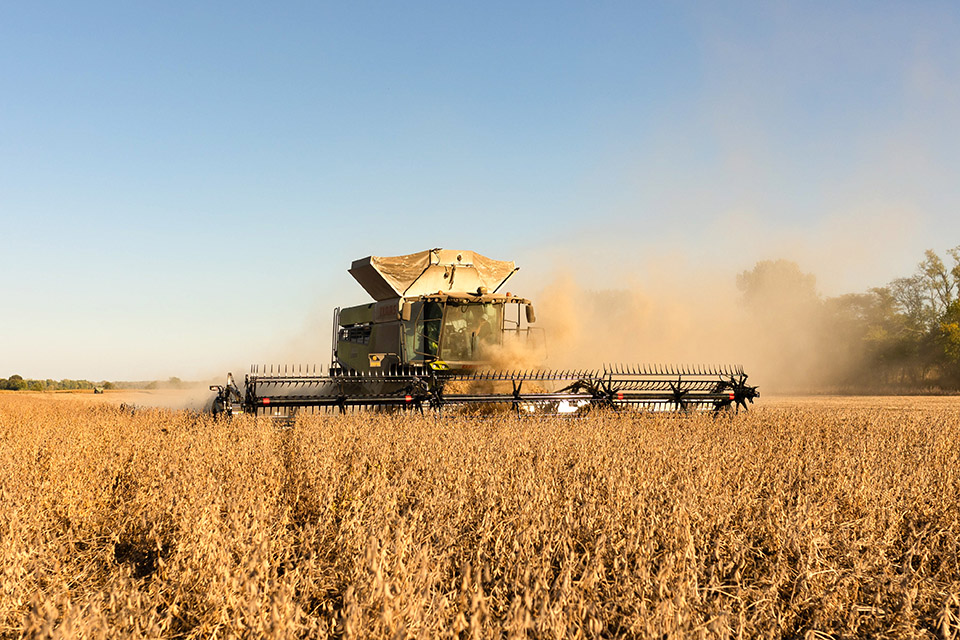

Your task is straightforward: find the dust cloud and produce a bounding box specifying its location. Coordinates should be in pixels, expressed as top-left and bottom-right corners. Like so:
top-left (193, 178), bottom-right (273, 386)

top-left (71, 385), bottom-right (218, 412)
top-left (526, 267), bottom-right (824, 394)
top-left (508, 210), bottom-right (922, 394)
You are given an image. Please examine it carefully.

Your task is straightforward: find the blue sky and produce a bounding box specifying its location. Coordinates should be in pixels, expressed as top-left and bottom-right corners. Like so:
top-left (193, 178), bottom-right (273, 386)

top-left (3, 2), bottom-right (960, 379)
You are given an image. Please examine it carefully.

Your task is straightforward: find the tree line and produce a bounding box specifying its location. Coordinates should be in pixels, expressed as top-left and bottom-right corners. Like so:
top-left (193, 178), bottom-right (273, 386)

top-left (0, 377), bottom-right (189, 392)
top-left (0, 376), bottom-right (115, 392)
top-left (738, 245), bottom-right (960, 391)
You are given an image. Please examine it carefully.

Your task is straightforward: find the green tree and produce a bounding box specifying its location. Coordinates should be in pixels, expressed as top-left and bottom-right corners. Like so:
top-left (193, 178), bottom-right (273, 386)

top-left (6, 375), bottom-right (26, 391)
top-left (937, 300), bottom-right (960, 385)
top-left (918, 249), bottom-right (955, 317)
top-left (889, 275), bottom-right (929, 332)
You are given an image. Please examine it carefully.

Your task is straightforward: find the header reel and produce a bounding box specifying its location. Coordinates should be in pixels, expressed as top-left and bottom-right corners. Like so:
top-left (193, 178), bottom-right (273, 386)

top-left (212, 363), bottom-right (759, 417)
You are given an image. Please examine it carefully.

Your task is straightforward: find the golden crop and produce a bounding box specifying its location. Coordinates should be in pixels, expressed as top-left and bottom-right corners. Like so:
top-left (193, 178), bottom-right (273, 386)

top-left (2, 394), bottom-right (959, 638)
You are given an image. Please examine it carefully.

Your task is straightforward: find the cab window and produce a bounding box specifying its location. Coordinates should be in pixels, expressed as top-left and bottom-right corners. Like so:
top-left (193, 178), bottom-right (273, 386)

top-left (439, 303), bottom-right (502, 361)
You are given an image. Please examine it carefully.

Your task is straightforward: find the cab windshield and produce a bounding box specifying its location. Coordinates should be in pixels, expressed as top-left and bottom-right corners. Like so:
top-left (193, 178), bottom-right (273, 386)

top-left (439, 302), bottom-right (502, 361)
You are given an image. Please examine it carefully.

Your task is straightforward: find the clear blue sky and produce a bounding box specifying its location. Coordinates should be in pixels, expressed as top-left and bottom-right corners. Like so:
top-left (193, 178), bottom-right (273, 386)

top-left (3, 2), bottom-right (959, 380)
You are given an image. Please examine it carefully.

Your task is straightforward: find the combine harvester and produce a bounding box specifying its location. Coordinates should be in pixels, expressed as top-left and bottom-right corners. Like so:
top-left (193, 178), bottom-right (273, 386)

top-left (210, 249), bottom-right (758, 416)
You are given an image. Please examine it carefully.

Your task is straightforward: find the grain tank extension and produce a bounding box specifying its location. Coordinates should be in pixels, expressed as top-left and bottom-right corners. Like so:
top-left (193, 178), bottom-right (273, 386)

top-left (210, 249), bottom-right (758, 415)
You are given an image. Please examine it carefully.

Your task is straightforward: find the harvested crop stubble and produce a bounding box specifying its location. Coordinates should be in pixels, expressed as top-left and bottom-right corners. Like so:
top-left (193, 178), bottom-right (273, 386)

top-left (2, 395), bottom-right (959, 638)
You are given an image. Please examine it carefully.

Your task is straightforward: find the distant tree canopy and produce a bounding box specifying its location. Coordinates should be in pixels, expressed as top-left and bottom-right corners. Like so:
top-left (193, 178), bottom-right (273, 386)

top-left (2, 375), bottom-right (27, 391)
top-left (1, 377), bottom-right (122, 392)
top-left (737, 259), bottom-right (819, 310)
top-left (0, 377), bottom-right (188, 392)
top-left (738, 245), bottom-right (960, 391)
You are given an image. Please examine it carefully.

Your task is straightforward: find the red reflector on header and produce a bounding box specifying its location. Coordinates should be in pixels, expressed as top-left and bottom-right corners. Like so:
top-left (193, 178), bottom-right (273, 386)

top-left (728, 393), bottom-right (735, 400)
top-left (617, 392), bottom-right (624, 400)
top-left (263, 398), bottom-right (271, 405)
top-left (405, 395), bottom-right (413, 402)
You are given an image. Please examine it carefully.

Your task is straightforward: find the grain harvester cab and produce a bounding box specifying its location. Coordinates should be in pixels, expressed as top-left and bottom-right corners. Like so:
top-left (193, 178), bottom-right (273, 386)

top-left (334, 249), bottom-right (544, 373)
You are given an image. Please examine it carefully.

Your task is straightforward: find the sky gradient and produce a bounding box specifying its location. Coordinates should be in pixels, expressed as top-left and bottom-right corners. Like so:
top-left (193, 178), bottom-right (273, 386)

top-left (3, 2), bottom-right (960, 380)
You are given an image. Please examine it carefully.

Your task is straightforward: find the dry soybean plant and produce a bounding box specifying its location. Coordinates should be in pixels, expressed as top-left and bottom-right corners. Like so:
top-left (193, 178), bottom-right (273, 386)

top-left (1, 394), bottom-right (959, 638)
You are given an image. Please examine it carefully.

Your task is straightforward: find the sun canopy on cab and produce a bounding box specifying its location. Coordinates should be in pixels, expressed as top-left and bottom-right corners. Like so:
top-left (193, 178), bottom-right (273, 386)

top-left (348, 249), bottom-right (519, 301)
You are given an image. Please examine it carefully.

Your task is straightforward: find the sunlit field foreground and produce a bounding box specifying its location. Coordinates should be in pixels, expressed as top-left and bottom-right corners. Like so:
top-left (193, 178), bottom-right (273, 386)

top-left (2, 395), bottom-right (959, 638)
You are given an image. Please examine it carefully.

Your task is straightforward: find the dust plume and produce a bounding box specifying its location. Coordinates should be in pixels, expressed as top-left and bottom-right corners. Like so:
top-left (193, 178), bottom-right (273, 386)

top-left (523, 267), bottom-right (828, 394)
top-left (510, 211), bottom-right (929, 394)
top-left (482, 335), bottom-right (548, 371)
top-left (75, 384), bottom-right (219, 412)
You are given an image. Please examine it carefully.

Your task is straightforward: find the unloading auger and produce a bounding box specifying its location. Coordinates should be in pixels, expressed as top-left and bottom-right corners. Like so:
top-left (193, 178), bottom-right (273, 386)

top-left (209, 249), bottom-right (759, 416)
